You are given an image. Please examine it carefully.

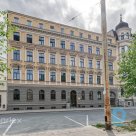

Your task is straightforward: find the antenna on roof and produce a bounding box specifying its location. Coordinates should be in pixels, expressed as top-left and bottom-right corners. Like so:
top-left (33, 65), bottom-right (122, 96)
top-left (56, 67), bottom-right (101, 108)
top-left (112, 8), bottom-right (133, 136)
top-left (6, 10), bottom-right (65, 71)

top-left (120, 14), bottom-right (122, 22)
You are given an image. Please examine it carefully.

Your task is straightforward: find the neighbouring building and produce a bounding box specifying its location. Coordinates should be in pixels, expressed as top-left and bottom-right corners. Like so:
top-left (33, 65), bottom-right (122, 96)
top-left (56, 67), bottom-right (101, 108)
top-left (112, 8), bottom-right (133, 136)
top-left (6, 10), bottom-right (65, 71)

top-left (5, 11), bottom-right (135, 110)
top-left (108, 14), bottom-right (136, 107)
top-left (0, 14), bottom-right (7, 111)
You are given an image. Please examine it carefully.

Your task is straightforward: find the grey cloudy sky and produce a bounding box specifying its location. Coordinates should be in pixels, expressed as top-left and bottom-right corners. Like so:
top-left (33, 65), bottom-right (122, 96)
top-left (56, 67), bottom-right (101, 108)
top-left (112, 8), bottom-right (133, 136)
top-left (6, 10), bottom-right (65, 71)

top-left (0, 0), bottom-right (136, 33)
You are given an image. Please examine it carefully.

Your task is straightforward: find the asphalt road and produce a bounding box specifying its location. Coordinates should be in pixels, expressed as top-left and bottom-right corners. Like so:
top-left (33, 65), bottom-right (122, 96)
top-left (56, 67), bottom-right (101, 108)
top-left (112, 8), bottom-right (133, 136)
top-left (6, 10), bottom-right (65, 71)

top-left (0, 108), bottom-right (136, 136)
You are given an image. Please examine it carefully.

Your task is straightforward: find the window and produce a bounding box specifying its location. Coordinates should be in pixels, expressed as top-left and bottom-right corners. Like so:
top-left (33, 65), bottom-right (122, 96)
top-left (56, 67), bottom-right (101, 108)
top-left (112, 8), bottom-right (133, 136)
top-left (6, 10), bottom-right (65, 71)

top-left (79, 45), bottom-right (84, 52)
top-left (27, 34), bottom-right (32, 43)
top-left (96, 36), bottom-right (99, 41)
top-left (27, 69), bottom-right (33, 81)
top-left (61, 72), bottom-right (66, 82)
top-left (39, 90), bottom-right (45, 100)
top-left (80, 59), bottom-right (84, 68)
top-left (13, 32), bottom-right (20, 41)
top-left (71, 72), bottom-right (76, 83)
top-left (88, 34), bottom-right (91, 39)
top-left (70, 43), bottom-right (75, 51)
top-left (121, 33), bottom-right (124, 40)
top-left (88, 60), bottom-right (92, 68)
top-left (70, 57), bottom-right (75, 66)
top-left (51, 90), bottom-right (56, 100)
top-left (39, 36), bottom-right (44, 45)
top-left (109, 76), bottom-right (113, 85)
top-left (97, 76), bottom-right (101, 84)
top-left (50, 38), bottom-right (55, 47)
top-left (88, 46), bottom-right (92, 54)
top-left (13, 89), bottom-right (20, 100)
top-left (108, 39), bottom-right (112, 43)
top-left (14, 17), bottom-right (19, 23)
top-left (121, 47), bottom-right (125, 53)
top-left (89, 91), bottom-right (93, 100)
top-left (50, 71), bottom-right (56, 82)
top-left (81, 91), bottom-right (85, 100)
top-left (61, 28), bottom-right (64, 33)
top-left (13, 50), bottom-right (20, 61)
top-left (80, 33), bottom-right (83, 38)
top-left (61, 56), bottom-right (66, 65)
top-left (39, 23), bottom-right (43, 29)
top-left (70, 30), bottom-right (74, 36)
top-left (61, 40), bottom-right (65, 49)
top-left (109, 62), bottom-right (113, 71)
top-left (96, 61), bottom-right (100, 69)
top-left (27, 51), bottom-right (33, 62)
top-left (80, 74), bottom-right (84, 83)
top-left (97, 91), bottom-right (101, 100)
top-left (96, 47), bottom-right (100, 55)
top-left (13, 68), bottom-right (20, 80)
top-left (39, 53), bottom-right (44, 63)
top-left (108, 49), bottom-right (112, 57)
top-left (61, 90), bottom-right (66, 100)
top-left (50, 25), bottom-right (54, 30)
top-left (27, 89), bottom-right (33, 100)
top-left (39, 70), bottom-right (45, 81)
top-left (126, 32), bottom-right (129, 39)
top-left (50, 54), bottom-right (55, 64)
top-left (89, 75), bottom-right (93, 84)
top-left (27, 20), bottom-right (32, 26)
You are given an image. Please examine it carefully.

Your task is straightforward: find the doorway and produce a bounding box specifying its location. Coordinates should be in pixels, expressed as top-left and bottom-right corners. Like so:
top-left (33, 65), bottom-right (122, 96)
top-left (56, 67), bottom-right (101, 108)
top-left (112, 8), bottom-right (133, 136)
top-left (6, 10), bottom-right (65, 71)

top-left (70, 90), bottom-right (77, 107)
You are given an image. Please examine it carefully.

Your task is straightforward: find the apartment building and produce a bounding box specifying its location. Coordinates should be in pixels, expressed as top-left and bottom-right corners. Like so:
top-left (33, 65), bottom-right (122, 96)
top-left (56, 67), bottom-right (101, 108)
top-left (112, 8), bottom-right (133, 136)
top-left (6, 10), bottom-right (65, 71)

top-left (5, 11), bottom-right (124, 110)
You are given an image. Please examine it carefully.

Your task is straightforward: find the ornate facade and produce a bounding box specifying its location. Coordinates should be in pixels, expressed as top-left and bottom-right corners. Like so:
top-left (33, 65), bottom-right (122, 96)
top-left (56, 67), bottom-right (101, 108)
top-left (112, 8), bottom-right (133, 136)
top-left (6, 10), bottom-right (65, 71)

top-left (6, 11), bottom-right (121, 110)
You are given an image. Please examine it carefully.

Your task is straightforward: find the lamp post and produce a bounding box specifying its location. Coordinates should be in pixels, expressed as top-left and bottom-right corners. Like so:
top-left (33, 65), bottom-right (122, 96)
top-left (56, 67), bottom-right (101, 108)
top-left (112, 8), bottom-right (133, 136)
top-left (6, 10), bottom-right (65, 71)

top-left (101, 0), bottom-right (111, 130)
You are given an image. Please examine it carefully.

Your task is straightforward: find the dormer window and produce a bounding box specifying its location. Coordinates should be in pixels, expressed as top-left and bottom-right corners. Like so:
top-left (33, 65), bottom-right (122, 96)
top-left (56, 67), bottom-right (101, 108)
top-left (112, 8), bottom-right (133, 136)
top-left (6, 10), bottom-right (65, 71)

top-left (27, 20), bottom-right (32, 26)
top-left (14, 17), bottom-right (19, 23)
top-left (39, 23), bottom-right (43, 29)
top-left (50, 25), bottom-right (54, 30)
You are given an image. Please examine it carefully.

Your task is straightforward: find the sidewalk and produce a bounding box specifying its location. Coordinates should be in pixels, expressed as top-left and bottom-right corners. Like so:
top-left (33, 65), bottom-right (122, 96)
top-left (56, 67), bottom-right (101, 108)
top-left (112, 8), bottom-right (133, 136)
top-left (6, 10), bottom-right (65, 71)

top-left (1, 107), bottom-right (136, 115)
top-left (7, 126), bottom-right (136, 136)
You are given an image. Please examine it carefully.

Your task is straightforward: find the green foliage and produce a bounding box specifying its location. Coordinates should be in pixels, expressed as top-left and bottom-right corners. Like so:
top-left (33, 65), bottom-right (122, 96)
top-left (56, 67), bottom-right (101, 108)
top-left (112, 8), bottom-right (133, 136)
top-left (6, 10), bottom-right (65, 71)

top-left (118, 34), bottom-right (136, 97)
top-left (95, 123), bottom-right (105, 128)
top-left (0, 10), bottom-right (17, 73)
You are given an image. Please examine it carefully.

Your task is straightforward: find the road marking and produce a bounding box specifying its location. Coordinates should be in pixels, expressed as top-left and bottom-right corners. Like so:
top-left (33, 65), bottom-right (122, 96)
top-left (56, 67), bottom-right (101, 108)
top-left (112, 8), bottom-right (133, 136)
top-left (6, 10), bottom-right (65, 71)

top-left (64, 116), bottom-right (85, 127)
top-left (2, 119), bottom-right (16, 136)
top-left (112, 114), bottom-right (124, 122)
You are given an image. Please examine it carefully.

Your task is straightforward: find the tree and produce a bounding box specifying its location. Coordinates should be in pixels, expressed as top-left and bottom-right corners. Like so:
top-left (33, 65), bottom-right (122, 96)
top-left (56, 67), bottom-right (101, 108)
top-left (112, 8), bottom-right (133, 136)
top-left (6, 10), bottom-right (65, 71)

top-left (118, 34), bottom-right (136, 97)
top-left (0, 11), bottom-right (16, 73)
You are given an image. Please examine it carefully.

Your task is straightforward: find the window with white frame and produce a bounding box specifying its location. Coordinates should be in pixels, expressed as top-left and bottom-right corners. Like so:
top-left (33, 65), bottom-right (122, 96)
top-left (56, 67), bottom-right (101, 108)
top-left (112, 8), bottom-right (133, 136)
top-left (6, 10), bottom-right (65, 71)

top-left (80, 58), bottom-right (84, 68)
top-left (96, 61), bottom-right (100, 69)
top-left (27, 69), bottom-right (33, 81)
top-left (80, 74), bottom-right (84, 83)
top-left (39, 36), bottom-right (44, 45)
top-left (88, 60), bottom-right (92, 68)
top-left (27, 20), bottom-right (32, 26)
top-left (50, 54), bottom-right (55, 64)
top-left (13, 68), bottom-right (20, 80)
top-left (70, 57), bottom-right (75, 66)
top-left (14, 17), bottom-right (19, 23)
top-left (39, 70), bottom-right (45, 81)
top-left (39, 53), bottom-right (44, 63)
top-left (27, 51), bottom-right (33, 62)
top-left (50, 71), bottom-right (56, 82)
top-left (50, 38), bottom-right (55, 47)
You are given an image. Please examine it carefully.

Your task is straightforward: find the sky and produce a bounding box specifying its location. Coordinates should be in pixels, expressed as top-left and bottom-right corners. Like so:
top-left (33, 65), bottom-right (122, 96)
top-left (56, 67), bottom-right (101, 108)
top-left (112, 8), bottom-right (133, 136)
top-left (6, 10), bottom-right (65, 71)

top-left (0, 0), bottom-right (136, 33)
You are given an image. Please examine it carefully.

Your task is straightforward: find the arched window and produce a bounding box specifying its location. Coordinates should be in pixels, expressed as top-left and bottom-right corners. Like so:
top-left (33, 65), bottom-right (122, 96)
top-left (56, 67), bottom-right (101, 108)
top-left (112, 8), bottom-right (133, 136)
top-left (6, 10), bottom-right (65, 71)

top-left (61, 90), bottom-right (66, 100)
top-left (51, 90), bottom-right (56, 100)
top-left (89, 91), bottom-right (93, 100)
top-left (27, 89), bottom-right (33, 100)
top-left (39, 90), bottom-right (45, 100)
top-left (97, 91), bottom-right (101, 100)
top-left (13, 89), bottom-right (20, 100)
top-left (81, 91), bottom-right (85, 100)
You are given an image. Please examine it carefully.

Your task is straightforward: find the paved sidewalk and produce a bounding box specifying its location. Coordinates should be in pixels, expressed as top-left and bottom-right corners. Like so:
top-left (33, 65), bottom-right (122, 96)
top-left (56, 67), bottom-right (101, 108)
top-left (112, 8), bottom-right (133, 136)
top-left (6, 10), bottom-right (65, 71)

top-left (7, 126), bottom-right (136, 136)
top-left (1, 107), bottom-right (136, 115)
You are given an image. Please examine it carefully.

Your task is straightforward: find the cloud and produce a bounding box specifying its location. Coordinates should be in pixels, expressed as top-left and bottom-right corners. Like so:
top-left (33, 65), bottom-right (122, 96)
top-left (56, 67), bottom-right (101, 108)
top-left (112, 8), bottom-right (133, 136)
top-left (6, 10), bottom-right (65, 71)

top-left (0, 0), bottom-right (135, 33)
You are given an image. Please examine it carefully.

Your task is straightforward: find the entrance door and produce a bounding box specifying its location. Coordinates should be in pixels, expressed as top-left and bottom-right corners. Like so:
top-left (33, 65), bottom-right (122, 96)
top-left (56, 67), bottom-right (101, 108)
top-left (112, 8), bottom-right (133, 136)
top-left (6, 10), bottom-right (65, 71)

top-left (70, 91), bottom-right (77, 107)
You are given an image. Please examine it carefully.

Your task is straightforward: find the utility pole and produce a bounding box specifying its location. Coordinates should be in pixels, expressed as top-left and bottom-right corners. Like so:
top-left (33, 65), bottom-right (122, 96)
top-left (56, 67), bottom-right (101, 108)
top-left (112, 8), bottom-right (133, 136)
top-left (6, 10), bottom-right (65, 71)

top-left (101, 0), bottom-right (111, 130)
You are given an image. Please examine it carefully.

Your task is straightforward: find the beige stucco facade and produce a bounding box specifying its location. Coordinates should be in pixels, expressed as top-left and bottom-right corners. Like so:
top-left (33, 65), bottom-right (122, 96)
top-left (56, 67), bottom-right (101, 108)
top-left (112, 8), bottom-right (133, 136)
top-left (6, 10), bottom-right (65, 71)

top-left (6, 11), bottom-right (124, 110)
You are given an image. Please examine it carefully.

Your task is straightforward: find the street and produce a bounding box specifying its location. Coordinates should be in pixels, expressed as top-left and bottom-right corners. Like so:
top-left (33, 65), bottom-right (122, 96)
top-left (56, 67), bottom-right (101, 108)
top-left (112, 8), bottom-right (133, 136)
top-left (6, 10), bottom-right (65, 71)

top-left (0, 108), bottom-right (136, 136)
